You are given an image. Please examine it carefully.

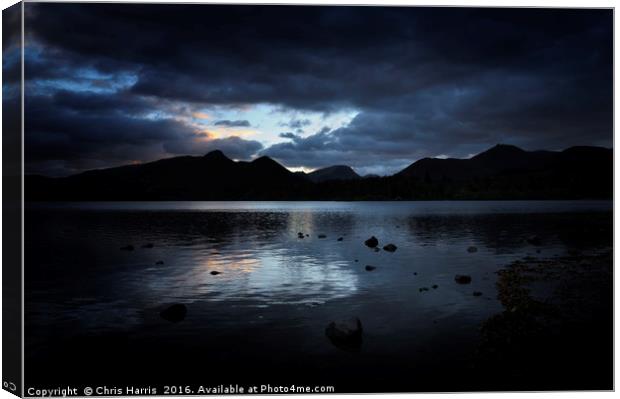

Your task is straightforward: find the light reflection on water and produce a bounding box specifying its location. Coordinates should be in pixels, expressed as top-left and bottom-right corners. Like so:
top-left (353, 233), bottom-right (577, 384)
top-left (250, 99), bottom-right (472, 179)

top-left (25, 201), bottom-right (612, 352)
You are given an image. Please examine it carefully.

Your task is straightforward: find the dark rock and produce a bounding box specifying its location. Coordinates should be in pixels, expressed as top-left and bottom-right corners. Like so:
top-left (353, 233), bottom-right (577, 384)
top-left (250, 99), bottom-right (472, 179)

top-left (210, 271), bottom-right (221, 275)
top-left (318, 234), bottom-right (327, 239)
top-left (325, 317), bottom-right (363, 350)
top-left (455, 274), bottom-right (472, 284)
top-left (526, 235), bottom-right (542, 246)
top-left (142, 243), bottom-right (154, 249)
top-left (337, 237), bottom-right (344, 241)
top-left (365, 265), bottom-right (376, 271)
top-left (160, 304), bottom-right (187, 322)
top-left (364, 236), bottom-right (379, 248)
top-left (306, 234), bottom-right (309, 237)
top-left (432, 284), bottom-right (438, 289)
top-left (298, 232), bottom-right (304, 239)
top-left (120, 245), bottom-right (134, 251)
top-left (419, 287), bottom-right (429, 292)
top-left (155, 260), bottom-right (164, 265)
top-left (473, 291), bottom-right (483, 297)
top-left (383, 243), bottom-right (397, 252)
top-left (354, 259), bottom-right (359, 262)
top-left (467, 246), bottom-right (478, 253)
top-left (413, 272), bottom-right (418, 275)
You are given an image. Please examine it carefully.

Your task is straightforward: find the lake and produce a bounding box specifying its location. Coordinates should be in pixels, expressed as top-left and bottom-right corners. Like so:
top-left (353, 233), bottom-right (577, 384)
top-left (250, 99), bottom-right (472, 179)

top-left (24, 201), bottom-right (613, 392)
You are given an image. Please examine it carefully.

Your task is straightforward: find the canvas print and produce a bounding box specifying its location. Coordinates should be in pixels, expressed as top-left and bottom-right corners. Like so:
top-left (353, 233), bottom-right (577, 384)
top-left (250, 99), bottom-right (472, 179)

top-left (2, 2), bottom-right (613, 396)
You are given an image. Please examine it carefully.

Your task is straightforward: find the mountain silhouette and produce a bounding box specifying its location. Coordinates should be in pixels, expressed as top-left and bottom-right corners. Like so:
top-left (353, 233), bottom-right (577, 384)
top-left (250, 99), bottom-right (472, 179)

top-left (392, 144), bottom-right (612, 199)
top-left (396, 144), bottom-right (558, 180)
top-left (306, 165), bottom-right (361, 183)
top-left (26, 145), bottom-right (612, 200)
top-left (27, 150), bottom-right (308, 200)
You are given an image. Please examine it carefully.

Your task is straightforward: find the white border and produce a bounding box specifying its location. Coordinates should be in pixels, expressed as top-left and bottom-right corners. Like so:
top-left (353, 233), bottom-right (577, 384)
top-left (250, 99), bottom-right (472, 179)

top-left (0, 2), bottom-right (616, 399)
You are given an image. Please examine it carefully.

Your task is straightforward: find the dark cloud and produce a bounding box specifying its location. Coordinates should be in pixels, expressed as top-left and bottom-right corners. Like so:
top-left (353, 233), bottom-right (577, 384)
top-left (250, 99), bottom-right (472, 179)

top-left (214, 119), bottom-right (251, 127)
top-left (24, 91), bottom-right (263, 176)
top-left (278, 132), bottom-right (299, 139)
top-left (22, 4), bottom-right (612, 175)
top-left (280, 119), bottom-right (312, 129)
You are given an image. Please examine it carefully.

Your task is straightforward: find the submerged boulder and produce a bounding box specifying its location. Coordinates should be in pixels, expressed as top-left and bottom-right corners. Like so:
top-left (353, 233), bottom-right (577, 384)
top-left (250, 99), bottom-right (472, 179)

top-left (383, 243), bottom-right (397, 252)
top-left (325, 317), bottom-right (363, 350)
top-left (318, 234), bottom-right (327, 239)
top-left (337, 237), bottom-right (344, 241)
top-left (155, 260), bottom-right (165, 265)
top-left (467, 246), bottom-right (478, 253)
top-left (210, 271), bottom-right (221, 275)
top-left (364, 236), bottom-right (379, 248)
top-left (160, 304), bottom-right (187, 322)
top-left (455, 275), bottom-right (472, 284)
top-left (473, 291), bottom-right (483, 297)
top-left (298, 232), bottom-right (305, 239)
top-left (365, 265), bottom-right (376, 271)
top-left (142, 243), bottom-right (154, 249)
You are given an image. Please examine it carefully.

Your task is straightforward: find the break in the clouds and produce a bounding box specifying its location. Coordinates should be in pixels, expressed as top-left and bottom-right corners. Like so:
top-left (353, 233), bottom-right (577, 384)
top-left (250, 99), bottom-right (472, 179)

top-left (19, 4), bottom-right (612, 176)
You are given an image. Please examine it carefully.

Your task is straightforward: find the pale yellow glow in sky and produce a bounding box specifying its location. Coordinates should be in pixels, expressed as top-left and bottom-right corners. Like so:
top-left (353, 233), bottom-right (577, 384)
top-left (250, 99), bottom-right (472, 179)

top-left (192, 112), bottom-right (211, 120)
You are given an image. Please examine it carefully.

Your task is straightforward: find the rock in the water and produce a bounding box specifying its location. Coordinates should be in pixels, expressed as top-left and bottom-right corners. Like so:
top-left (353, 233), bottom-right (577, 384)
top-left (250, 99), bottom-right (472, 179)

top-left (160, 304), bottom-right (187, 322)
top-left (155, 260), bottom-right (164, 265)
top-left (419, 287), bottom-right (429, 292)
top-left (120, 245), bottom-right (134, 251)
top-left (142, 243), bottom-right (154, 249)
top-left (413, 272), bottom-right (418, 276)
top-left (318, 234), bottom-right (327, 239)
top-left (210, 271), bottom-right (221, 275)
top-left (467, 246), bottom-right (478, 253)
top-left (526, 235), bottom-right (542, 246)
top-left (354, 259), bottom-right (359, 262)
top-left (365, 265), bottom-right (376, 271)
top-left (383, 243), bottom-right (397, 252)
top-left (298, 232), bottom-right (305, 239)
top-left (432, 284), bottom-right (438, 289)
top-left (455, 274), bottom-right (472, 284)
top-left (325, 317), bottom-right (363, 349)
top-left (337, 237), bottom-right (344, 241)
top-left (473, 291), bottom-right (483, 297)
top-left (364, 236), bottom-right (379, 248)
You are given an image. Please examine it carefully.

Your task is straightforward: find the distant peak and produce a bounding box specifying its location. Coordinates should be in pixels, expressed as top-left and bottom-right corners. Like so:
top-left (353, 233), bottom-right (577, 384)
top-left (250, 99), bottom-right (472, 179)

top-left (252, 155), bottom-right (276, 164)
top-left (250, 155), bottom-right (291, 174)
top-left (307, 164), bottom-right (361, 182)
top-left (204, 150), bottom-right (230, 161)
top-left (490, 143), bottom-right (524, 151)
top-left (472, 144), bottom-right (525, 160)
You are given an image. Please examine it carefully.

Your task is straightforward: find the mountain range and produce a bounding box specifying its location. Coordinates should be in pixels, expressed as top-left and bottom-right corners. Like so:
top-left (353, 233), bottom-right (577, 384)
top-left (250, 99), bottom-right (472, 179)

top-left (26, 144), bottom-right (612, 200)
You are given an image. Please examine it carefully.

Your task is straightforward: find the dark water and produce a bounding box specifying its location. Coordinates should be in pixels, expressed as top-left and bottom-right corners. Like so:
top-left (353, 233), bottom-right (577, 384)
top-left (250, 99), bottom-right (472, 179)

top-left (25, 201), bottom-right (612, 392)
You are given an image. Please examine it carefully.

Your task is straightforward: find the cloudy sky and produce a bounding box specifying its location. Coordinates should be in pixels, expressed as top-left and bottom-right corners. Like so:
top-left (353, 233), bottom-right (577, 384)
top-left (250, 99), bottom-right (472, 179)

top-left (6, 4), bottom-right (612, 176)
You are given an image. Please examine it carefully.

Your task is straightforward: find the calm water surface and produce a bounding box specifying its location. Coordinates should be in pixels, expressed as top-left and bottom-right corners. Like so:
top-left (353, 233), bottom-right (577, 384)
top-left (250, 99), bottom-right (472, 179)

top-left (25, 201), bottom-right (612, 390)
